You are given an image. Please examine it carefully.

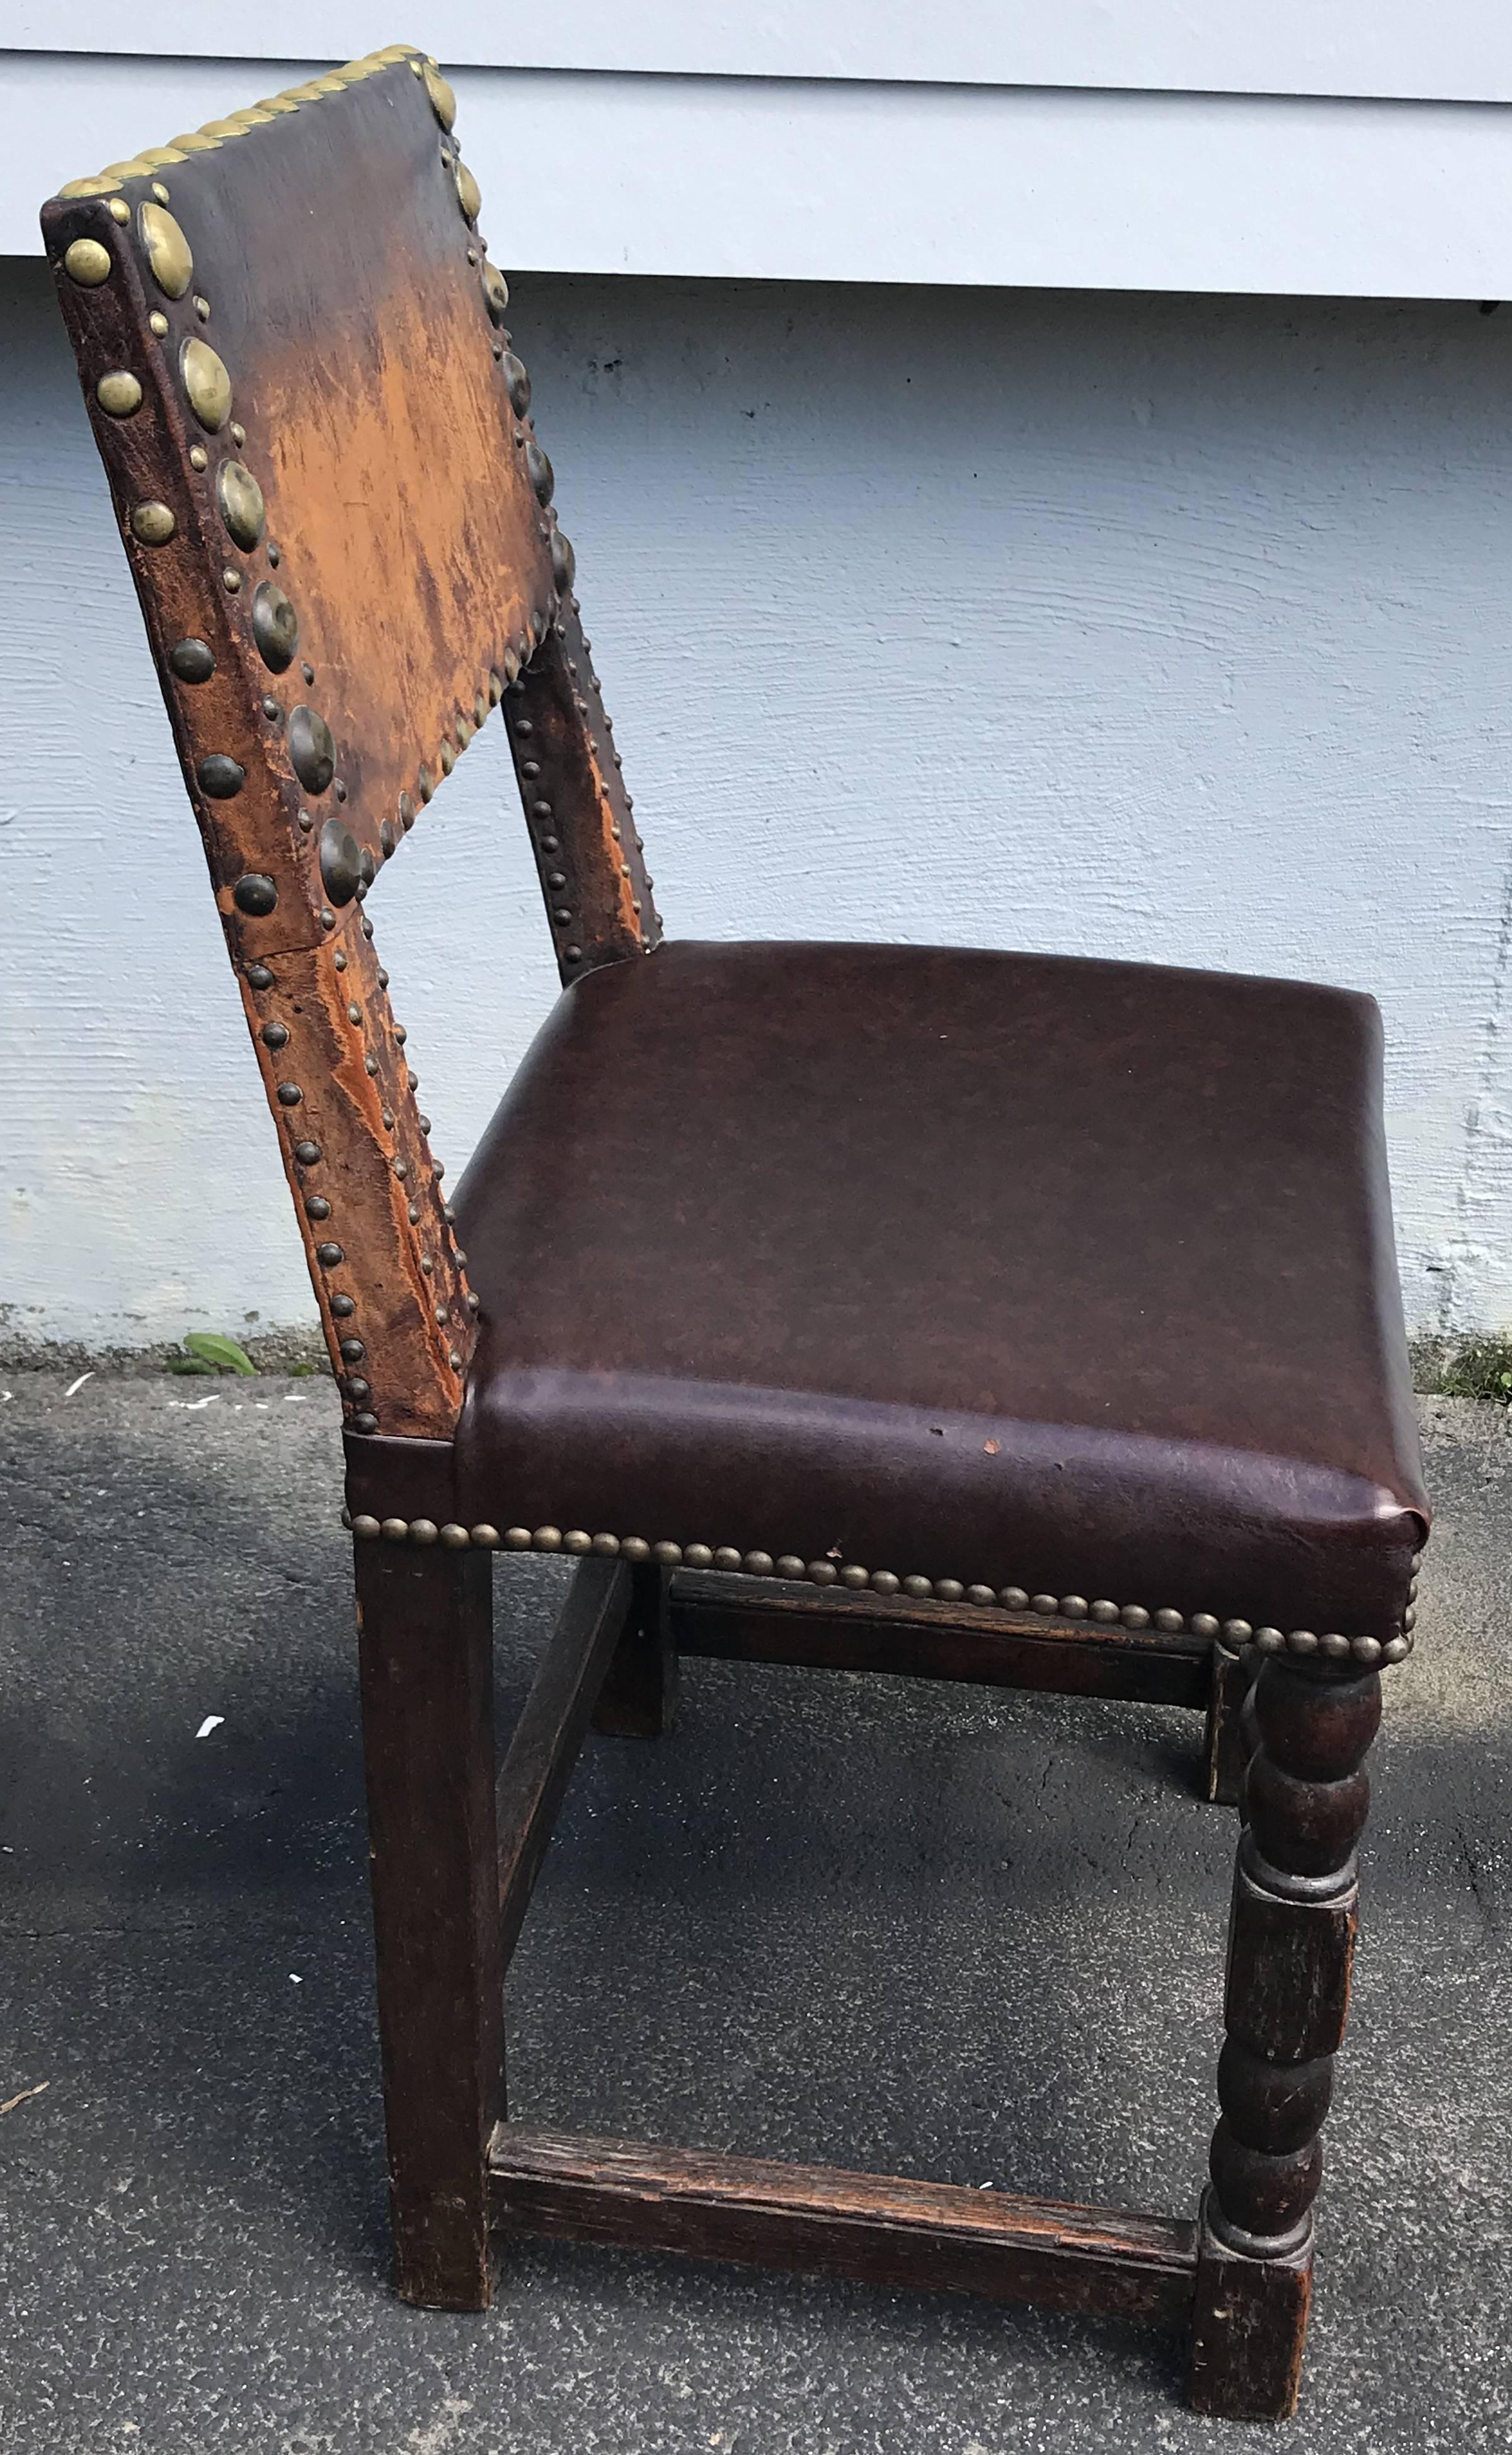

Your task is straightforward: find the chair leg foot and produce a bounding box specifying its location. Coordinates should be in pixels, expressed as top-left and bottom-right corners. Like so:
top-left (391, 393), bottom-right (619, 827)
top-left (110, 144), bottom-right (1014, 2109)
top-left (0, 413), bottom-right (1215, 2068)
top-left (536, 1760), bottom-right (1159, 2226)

top-left (390, 2185), bottom-right (495, 2311)
top-left (1186, 2192), bottom-right (1312, 2418)
top-left (592, 1565), bottom-right (679, 1737)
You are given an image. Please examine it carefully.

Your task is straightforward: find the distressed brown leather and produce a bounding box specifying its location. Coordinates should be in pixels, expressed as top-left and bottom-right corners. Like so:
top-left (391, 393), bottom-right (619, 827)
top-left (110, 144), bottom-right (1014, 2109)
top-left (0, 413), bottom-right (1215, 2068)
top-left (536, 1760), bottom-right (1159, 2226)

top-left (454, 942), bottom-right (1427, 1636)
top-left (43, 54), bottom-right (552, 962)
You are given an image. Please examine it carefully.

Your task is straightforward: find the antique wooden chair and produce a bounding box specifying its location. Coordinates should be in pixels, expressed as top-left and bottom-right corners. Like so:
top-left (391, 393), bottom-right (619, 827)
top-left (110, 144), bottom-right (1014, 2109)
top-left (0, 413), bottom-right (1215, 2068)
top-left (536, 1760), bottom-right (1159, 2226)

top-left (43, 47), bottom-right (1428, 2422)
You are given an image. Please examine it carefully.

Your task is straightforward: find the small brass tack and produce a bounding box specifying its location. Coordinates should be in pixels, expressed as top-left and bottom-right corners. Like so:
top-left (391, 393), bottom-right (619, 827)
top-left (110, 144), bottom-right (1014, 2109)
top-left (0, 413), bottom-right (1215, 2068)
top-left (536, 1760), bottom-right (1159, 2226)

top-left (96, 371), bottom-right (142, 417)
top-left (196, 754), bottom-right (244, 799)
top-left (64, 238), bottom-right (113, 285)
top-left (149, 311), bottom-right (169, 336)
top-left (168, 638), bottom-right (214, 682)
top-left (130, 500), bottom-right (176, 544)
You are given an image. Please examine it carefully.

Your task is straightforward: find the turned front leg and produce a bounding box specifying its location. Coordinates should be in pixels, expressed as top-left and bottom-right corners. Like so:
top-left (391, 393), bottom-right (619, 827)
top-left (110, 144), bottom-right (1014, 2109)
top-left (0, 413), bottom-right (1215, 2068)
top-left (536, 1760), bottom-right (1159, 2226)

top-left (1188, 1652), bottom-right (1381, 2420)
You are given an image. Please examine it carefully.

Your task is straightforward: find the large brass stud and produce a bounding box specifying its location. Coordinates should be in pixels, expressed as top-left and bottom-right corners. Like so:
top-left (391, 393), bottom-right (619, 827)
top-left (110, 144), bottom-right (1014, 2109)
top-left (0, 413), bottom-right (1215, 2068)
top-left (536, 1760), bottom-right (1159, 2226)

top-left (481, 262), bottom-right (508, 325)
top-left (233, 875), bottom-right (278, 915)
top-left (168, 134), bottom-right (221, 154)
top-left (422, 61), bottom-right (457, 129)
top-left (108, 199), bottom-right (130, 225)
top-left (453, 159), bottom-right (482, 222)
top-left (416, 764), bottom-right (435, 802)
top-left (57, 176), bottom-right (122, 201)
top-left (139, 202), bottom-right (193, 298)
top-left (289, 705), bottom-right (336, 795)
top-left (198, 117), bottom-right (254, 138)
top-left (138, 149), bottom-right (187, 170)
top-left (217, 459), bottom-right (266, 550)
top-left (501, 352), bottom-right (531, 415)
top-left (251, 580), bottom-right (299, 672)
top-left (103, 159), bottom-right (157, 181)
top-left (181, 336), bottom-right (231, 431)
top-left (129, 500), bottom-right (175, 544)
top-left (63, 238), bottom-right (113, 286)
top-left (551, 530), bottom-right (576, 592)
top-left (95, 371), bottom-right (142, 417)
top-left (318, 818), bottom-right (362, 906)
top-left (169, 638), bottom-right (215, 682)
top-left (525, 440), bottom-right (554, 504)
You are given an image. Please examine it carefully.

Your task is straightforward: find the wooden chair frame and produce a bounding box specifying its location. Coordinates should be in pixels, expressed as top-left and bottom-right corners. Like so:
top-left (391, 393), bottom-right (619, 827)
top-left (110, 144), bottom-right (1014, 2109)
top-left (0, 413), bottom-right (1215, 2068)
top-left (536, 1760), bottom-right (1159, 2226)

top-left (40, 45), bottom-right (1421, 2423)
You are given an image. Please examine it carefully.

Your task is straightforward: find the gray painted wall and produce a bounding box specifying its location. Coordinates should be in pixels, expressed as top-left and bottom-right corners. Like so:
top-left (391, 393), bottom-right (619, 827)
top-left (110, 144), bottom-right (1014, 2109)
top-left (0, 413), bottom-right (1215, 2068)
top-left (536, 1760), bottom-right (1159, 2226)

top-left (4, 261), bottom-right (1509, 1355)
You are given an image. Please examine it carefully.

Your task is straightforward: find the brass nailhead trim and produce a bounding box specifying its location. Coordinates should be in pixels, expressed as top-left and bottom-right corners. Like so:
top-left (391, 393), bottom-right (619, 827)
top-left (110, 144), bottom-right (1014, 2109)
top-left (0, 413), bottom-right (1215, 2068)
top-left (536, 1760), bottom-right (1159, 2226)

top-left (338, 1516), bottom-right (1414, 1665)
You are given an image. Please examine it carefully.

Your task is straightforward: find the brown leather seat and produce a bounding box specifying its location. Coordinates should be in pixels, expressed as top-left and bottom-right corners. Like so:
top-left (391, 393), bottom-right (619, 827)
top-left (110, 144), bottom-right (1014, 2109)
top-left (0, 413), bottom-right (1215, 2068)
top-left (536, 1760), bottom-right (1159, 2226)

top-left (455, 940), bottom-right (1426, 1640)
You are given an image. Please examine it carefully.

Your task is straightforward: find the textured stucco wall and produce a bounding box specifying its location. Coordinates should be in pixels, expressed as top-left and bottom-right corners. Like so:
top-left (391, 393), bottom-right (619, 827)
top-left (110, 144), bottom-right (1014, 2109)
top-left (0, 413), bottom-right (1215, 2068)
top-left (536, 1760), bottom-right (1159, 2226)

top-left (4, 261), bottom-right (1510, 1354)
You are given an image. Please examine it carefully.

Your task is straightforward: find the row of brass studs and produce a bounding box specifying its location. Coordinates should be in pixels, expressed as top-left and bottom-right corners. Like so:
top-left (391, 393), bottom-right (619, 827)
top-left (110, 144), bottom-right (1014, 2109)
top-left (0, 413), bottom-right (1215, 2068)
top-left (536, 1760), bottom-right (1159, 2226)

top-left (60, 166), bottom-right (358, 924)
top-left (55, 45), bottom-right (449, 203)
top-left (340, 1514), bottom-right (1417, 1662)
top-left (249, 919), bottom-right (471, 1425)
top-left (507, 611), bottom-right (660, 967)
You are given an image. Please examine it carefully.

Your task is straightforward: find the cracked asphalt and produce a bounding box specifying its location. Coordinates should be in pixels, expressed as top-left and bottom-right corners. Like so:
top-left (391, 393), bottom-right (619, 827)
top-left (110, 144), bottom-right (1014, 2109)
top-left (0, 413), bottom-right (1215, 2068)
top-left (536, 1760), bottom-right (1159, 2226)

top-left (0, 1376), bottom-right (1508, 2453)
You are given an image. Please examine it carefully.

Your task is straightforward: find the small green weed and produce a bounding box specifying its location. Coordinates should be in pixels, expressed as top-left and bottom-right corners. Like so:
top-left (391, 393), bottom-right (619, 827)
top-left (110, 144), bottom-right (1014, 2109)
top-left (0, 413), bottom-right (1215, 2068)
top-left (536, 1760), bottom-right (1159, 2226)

top-left (1432, 1335), bottom-right (1512, 1405)
top-left (166, 1331), bottom-right (259, 1377)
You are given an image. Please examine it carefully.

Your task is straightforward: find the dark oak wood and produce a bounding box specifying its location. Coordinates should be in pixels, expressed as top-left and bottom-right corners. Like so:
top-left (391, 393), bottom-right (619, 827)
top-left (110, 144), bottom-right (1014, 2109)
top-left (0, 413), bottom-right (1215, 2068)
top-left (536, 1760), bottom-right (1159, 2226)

top-left (1188, 1657), bottom-right (1380, 2418)
top-left (1189, 2207), bottom-right (1313, 2421)
top-left (496, 1557), bottom-right (633, 1967)
top-left (1203, 1636), bottom-right (1254, 1805)
top-left (672, 1573), bottom-right (1210, 1709)
top-left (488, 2125), bottom-right (1199, 2326)
top-left (593, 1564), bottom-right (679, 1737)
top-left (355, 1535), bottom-right (500, 2309)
